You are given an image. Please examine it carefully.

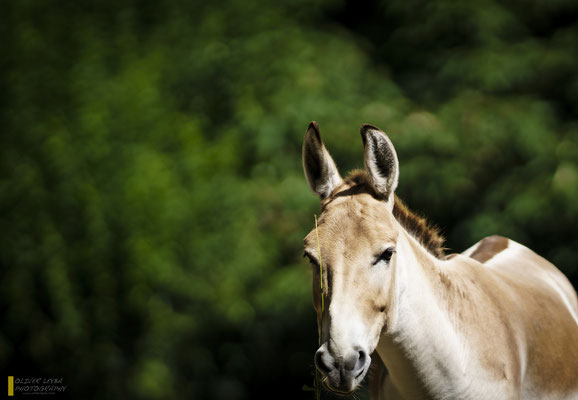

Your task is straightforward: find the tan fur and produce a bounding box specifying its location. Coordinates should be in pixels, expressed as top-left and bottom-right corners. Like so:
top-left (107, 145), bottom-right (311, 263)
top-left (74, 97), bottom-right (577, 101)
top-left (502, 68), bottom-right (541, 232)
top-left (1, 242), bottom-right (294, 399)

top-left (303, 124), bottom-right (578, 399)
top-left (438, 249), bottom-right (578, 397)
top-left (305, 176), bottom-right (578, 399)
top-left (325, 171), bottom-right (446, 258)
top-left (470, 235), bottom-right (509, 263)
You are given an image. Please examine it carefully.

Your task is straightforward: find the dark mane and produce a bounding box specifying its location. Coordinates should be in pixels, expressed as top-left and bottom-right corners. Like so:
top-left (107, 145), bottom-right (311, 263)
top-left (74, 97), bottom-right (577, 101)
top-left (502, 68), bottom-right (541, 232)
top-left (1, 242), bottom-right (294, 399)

top-left (343, 171), bottom-right (446, 258)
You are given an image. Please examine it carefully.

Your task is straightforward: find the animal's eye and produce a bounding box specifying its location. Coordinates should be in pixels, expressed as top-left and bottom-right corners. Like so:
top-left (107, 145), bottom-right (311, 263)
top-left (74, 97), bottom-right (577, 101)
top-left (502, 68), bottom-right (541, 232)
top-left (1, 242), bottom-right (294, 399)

top-left (303, 252), bottom-right (319, 267)
top-left (374, 247), bottom-right (396, 265)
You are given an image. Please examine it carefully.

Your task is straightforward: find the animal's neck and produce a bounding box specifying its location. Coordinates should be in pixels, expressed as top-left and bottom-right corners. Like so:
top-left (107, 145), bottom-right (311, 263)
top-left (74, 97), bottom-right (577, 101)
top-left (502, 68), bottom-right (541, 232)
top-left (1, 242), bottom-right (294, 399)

top-left (376, 229), bottom-right (467, 399)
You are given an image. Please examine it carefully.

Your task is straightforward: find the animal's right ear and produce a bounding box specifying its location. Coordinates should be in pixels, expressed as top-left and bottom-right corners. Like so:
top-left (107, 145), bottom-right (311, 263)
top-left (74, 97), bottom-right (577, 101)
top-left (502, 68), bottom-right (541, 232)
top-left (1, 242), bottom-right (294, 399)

top-left (302, 121), bottom-right (342, 199)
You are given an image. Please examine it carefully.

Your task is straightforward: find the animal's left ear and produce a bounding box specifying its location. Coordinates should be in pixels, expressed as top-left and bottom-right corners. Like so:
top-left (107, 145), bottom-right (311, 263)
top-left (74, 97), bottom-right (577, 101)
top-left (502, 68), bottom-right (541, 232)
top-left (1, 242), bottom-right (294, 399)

top-left (361, 124), bottom-right (399, 208)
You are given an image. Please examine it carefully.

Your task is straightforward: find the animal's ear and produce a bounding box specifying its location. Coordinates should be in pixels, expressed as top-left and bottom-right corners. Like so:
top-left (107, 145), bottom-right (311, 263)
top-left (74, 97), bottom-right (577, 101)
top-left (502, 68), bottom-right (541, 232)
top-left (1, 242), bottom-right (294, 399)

top-left (361, 124), bottom-right (399, 207)
top-left (302, 121), bottom-right (342, 199)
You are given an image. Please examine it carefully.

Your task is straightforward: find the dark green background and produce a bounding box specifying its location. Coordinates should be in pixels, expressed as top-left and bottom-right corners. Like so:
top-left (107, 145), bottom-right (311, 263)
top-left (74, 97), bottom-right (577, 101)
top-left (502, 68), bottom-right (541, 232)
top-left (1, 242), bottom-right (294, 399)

top-left (2, 0), bottom-right (577, 399)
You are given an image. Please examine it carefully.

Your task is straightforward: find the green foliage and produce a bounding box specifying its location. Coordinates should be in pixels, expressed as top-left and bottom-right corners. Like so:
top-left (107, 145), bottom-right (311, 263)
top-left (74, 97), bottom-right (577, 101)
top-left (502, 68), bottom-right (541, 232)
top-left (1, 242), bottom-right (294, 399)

top-left (1, 0), bottom-right (577, 399)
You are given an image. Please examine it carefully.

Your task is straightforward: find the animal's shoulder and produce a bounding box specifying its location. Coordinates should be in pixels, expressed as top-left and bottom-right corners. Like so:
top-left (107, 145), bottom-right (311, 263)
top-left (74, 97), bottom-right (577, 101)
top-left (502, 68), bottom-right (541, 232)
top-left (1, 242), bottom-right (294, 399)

top-left (461, 235), bottom-right (510, 264)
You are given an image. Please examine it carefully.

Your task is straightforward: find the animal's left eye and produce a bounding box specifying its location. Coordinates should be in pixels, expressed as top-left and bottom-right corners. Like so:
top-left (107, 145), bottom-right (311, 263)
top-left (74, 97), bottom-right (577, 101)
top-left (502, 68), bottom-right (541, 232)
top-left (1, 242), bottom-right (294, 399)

top-left (374, 247), bottom-right (396, 265)
top-left (303, 252), bottom-right (319, 267)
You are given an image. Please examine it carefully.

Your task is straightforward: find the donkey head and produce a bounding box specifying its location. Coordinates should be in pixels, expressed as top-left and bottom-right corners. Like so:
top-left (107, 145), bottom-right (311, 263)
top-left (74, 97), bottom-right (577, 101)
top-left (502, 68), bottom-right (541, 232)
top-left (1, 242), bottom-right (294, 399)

top-left (302, 122), bottom-right (401, 394)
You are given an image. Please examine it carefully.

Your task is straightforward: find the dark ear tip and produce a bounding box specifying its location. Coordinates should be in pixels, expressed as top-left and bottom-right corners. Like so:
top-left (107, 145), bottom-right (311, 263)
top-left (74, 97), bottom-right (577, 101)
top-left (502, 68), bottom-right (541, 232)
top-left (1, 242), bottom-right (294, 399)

top-left (360, 124), bottom-right (383, 145)
top-left (360, 124), bottom-right (381, 135)
top-left (308, 121), bottom-right (320, 133)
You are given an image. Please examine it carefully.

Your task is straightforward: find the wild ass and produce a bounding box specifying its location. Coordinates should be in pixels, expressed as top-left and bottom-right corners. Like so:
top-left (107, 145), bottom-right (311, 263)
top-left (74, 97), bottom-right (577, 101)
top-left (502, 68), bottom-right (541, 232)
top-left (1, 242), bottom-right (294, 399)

top-left (302, 122), bottom-right (578, 400)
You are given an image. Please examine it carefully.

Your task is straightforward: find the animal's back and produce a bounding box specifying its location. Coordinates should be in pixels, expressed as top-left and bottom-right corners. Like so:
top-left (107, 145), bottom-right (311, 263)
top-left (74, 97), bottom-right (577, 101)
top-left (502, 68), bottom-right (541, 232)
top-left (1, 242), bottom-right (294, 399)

top-left (464, 235), bottom-right (578, 399)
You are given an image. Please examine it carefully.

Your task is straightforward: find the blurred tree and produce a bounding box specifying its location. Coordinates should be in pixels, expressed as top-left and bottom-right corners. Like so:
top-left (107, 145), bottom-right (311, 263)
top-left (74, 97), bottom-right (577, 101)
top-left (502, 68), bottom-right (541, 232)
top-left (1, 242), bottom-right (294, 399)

top-left (1, 0), bottom-right (576, 399)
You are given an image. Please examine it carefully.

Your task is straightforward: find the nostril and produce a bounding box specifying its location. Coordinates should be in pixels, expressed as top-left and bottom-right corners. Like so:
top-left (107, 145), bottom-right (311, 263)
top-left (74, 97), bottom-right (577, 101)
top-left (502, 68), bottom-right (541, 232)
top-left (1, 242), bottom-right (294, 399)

top-left (314, 349), bottom-right (334, 374)
top-left (355, 350), bottom-right (367, 372)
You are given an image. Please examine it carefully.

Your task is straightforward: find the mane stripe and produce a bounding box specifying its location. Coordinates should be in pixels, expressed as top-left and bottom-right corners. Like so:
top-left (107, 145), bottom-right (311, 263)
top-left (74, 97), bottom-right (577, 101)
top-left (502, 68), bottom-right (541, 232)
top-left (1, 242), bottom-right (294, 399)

top-left (343, 171), bottom-right (446, 258)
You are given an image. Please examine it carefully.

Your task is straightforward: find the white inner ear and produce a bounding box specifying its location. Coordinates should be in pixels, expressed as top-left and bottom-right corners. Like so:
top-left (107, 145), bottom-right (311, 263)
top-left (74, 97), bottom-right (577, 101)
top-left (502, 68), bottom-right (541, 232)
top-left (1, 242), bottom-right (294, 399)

top-left (365, 131), bottom-right (399, 209)
top-left (365, 148), bottom-right (388, 203)
top-left (319, 148), bottom-right (342, 198)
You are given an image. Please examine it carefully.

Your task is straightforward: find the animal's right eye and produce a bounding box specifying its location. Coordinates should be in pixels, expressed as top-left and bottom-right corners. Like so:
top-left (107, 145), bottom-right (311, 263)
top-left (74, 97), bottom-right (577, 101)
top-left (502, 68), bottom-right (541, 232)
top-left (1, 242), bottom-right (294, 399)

top-left (374, 247), bottom-right (396, 265)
